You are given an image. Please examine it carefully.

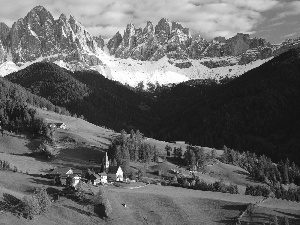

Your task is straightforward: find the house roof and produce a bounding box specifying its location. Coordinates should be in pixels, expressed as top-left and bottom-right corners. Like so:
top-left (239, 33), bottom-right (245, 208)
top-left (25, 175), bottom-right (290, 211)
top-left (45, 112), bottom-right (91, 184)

top-left (49, 168), bottom-right (82, 176)
top-left (61, 174), bottom-right (80, 179)
top-left (55, 123), bottom-right (65, 125)
top-left (49, 167), bottom-right (72, 175)
top-left (90, 173), bottom-right (101, 179)
top-left (99, 172), bottom-right (107, 176)
top-left (157, 157), bottom-right (164, 163)
top-left (87, 169), bottom-right (94, 176)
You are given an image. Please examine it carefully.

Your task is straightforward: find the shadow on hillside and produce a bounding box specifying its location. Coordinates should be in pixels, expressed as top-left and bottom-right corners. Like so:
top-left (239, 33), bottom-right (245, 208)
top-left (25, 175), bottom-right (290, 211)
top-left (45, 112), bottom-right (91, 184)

top-left (0, 193), bottom-right (23, 215)
top-left (221, 204), bottom-right (247, 211)
top-left (64, 204), bottom-right (93, 216)
top-left (216, 204), bottom-right (248, 224)
top-left (215, 218), bottom-right (238, 224)
top-left (3, 131), bottom-right (42, 152)
top-left (28, 177), bottom-right (54, 186)
top-left (95, 136), bottom-right (112, 146)
top-left (275, 210), bottom-right (300, 219)
top-left (94, 204), bottom-right (107, 219)
top-left (233, 170), bottom-right (260, 184)
top-left (25, 138), bottom-right (43, 152)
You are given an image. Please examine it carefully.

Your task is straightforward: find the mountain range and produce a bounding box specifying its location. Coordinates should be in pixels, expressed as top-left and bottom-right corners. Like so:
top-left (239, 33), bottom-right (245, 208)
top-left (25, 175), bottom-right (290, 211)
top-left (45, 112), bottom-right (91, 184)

top-left (5, 47), bottom-right (300, 164)
top-left (1, 6), bottom-right (300, 86)
top-left (1, 5), bottom-right (300, 164)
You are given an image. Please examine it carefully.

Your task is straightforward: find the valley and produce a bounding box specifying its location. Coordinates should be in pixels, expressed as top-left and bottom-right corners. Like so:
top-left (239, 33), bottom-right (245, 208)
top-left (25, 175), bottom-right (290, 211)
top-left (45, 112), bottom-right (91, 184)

top-left (0, 3), bottom-right (300, 225)
top-left (0, 106), bottom-right (299, 224)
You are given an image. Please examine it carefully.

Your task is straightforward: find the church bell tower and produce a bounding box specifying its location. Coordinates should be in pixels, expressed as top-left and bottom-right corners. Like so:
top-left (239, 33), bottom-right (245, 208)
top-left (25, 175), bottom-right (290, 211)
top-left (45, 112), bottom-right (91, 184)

top-left (104, 151), bottom-right (109, 169)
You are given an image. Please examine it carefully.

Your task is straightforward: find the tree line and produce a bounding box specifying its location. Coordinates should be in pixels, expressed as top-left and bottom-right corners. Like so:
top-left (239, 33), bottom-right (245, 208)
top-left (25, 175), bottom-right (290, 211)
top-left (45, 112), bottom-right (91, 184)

top-left (0, 76), bottom-right (75, 137)
top-left (222, 146), bottom-right (300, 202)
top-left (108, 130), bottom-right (158, 174)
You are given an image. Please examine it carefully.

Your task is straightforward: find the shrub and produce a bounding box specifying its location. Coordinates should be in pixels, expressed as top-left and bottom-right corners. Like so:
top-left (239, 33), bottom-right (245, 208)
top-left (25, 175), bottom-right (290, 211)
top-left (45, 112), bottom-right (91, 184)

top-left (137, 168), bottom-right (145, 180)
top-left (95, 186), bottom-right (112, 218)
top-left (33, 142), bottom-right (55, 159)
top-left (23, 194), bottom-right (41, 219)
top-left (23, 188), bottom-right (51, 219)
top-left (213, 180), bottom-right (226, 193)
top-left (35, 188), bottom-right (51, 213)
top-left (103, 198), bottom-right (112, 218)
top-left (75, 181), bottom-right (85, 201)
top-left (227, 183), bottom-right (239, 194)
top-left (0, 159), bottom-right (19, 172)
top-left (245, 185), bottom-right (271, 197)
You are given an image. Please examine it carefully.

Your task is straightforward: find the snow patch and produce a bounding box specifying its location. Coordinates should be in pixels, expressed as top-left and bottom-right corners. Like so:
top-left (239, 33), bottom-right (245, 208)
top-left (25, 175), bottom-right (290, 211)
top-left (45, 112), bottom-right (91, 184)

top-left (0, 61), bottom-right (19, 77)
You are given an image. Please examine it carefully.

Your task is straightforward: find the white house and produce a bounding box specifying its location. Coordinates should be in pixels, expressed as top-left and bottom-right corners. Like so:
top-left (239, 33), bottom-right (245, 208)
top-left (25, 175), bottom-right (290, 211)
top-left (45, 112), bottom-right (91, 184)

top-left (49, 167), bottom-right (82, 187)
top-left (90, 173), bottom-right (101, 185)
top-left (108, 166), bottom-right (123, 182)
top-left (99, 172), bottom-right (108, 183)
top-left (55, 123), bottom-right (67, 129)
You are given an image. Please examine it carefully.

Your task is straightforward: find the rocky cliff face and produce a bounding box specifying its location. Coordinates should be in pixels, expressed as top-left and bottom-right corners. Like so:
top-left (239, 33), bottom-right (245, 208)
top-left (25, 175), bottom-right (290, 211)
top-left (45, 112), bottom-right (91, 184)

top-left (108, 18), bottom-right (192, 62)
top-left (0, 22), bottom-right (10, 46)
top-left (0, 6), bottom-right (103, 69)
top-left (0, 6), bottom-right (299, 82)
top-left (107, 20), bottom-right (276, 68)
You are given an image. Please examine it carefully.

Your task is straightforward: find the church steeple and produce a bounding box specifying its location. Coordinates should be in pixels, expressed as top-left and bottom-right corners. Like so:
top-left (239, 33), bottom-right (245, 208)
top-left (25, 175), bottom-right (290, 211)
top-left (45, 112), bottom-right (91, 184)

top-left (104, 151), bottom-right (109, 169)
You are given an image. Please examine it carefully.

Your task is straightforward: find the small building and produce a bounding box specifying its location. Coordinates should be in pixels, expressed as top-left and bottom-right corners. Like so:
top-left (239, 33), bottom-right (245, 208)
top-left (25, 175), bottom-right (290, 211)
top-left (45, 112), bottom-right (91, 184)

top-left (99, 172), bottom-right (108, 183)
top-left (90, 173), bottom-right (101, 185)
top-left (48, 123), bottom-right (56, 129)
top-left (108, 166), bottom-right (123, 182)
top-left (55, 123), bottom-right (67, 129)
top-left (49, 167), bottom-right (73, 177)
top-left (49, 167), bottom-right (82, 187)
top-left (157, 157), bottom-right (164, 163)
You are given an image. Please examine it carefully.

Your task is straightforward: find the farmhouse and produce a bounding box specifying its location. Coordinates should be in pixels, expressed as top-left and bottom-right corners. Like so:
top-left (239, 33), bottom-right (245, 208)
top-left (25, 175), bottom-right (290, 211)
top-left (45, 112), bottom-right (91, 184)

top-left (108, 166), bottom-right (123, 182)
top-left (99, 172), bottom-right (108, 183)
top-left (55, 122), bottom-right (67, 129)
top-left (49, 167), bottom-right (82, 187)
top-left (48, 123), bottom-right (56, 129)
top-left (47, 122), bottom-right (67, 130)
top-left (89, 172), bottom-right (108, 185)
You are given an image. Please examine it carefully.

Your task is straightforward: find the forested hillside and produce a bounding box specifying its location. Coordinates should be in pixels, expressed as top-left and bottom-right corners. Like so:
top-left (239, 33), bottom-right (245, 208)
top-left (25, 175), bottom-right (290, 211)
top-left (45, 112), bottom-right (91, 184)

top-left (5, 48), bottom-right (300, 165)
top-left (6, 62), bottom-right (156, 134)
top-left (154, 48), bottom-right (300, 164)
top-left (0, 77), bottom-right (56, 135)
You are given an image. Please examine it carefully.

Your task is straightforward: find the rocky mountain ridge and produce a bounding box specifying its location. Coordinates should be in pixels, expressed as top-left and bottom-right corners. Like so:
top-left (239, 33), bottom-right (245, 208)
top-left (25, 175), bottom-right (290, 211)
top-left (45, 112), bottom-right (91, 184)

top-left (0, 5), bottom-right (104, 70)
top-left (0, 6), bottom-right (300, 86)
top-left (107, 18), bottom-right (300, 69)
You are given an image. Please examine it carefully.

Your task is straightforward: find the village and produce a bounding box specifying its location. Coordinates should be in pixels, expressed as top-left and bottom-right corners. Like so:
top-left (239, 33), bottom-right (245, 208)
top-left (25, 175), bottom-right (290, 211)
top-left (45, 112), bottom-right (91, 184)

top-left (48, 152), bottom-right (124, 190)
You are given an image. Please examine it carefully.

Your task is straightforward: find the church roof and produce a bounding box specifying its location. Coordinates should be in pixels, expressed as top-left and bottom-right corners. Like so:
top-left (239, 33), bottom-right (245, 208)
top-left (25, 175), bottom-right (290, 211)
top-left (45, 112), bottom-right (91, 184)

top-left (108, 166), bottom-right (122, 174)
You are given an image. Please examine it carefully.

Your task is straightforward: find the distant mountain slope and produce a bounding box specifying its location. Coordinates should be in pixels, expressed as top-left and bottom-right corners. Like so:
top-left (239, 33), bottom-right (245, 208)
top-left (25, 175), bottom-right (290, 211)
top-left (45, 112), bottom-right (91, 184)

top-left (1, 6), bottom-right (300, 87)
top-left (0, 75), bottom-right (58, 134)
top-left (154, 48), bottom-right (300, 164)
top-left (5, 49), bottom-right (300, 164)
top-left (0, 75), bottom-right (55, 110)
top-left (5, 62), bottom-right (155, 134)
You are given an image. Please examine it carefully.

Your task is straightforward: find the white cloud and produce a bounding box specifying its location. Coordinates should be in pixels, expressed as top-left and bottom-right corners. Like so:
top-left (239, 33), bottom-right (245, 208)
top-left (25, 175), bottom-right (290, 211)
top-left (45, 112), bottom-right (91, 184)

top-left (275, 1), bottom-right (300, 19)
top-left (229, 0), bottom-right (279, 12)
top-left (0, 0), bottom-right (287, 40)
top-left (280, 32), bottom-right (298, 39)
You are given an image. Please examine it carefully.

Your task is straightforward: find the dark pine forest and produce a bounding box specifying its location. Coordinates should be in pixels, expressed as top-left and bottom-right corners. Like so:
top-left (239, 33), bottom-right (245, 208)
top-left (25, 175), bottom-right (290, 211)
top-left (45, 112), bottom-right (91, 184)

top-left (5, 48), bottom-right (300, 165)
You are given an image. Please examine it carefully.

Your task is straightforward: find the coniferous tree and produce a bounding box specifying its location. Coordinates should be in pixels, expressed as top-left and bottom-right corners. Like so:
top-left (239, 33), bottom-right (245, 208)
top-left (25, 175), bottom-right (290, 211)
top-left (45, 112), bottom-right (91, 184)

top-left (165, 144), bottom-right (172, 156)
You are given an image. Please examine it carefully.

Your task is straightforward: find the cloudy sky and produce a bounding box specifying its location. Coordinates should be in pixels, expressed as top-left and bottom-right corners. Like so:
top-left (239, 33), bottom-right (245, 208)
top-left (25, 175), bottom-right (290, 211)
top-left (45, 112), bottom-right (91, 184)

top-left (0, 0), bottom-right (299, 44)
